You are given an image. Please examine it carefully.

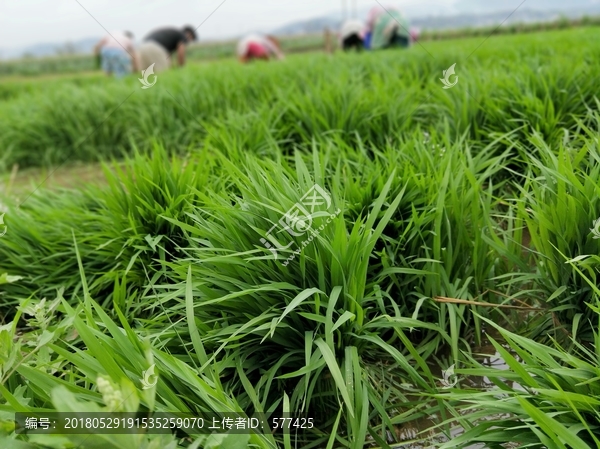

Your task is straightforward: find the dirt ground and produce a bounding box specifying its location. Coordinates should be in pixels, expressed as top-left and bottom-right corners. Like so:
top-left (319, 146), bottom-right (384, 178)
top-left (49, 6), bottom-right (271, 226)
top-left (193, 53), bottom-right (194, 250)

top-left (0, 162), bottom-right (115, 200)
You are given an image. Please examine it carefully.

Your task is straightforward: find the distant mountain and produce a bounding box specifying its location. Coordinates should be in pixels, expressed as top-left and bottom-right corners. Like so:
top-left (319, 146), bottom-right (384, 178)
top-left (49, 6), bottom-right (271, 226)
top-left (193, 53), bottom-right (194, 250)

top-left (0, 37), bottom-right (98, 61)
top-left (3, 1), bottom-right (600, 60)
top-left (411, 7), bottom-right (600, 31)
top-left (272, 2), bottom-right (600, 35)
top-left (453, 0), bottom-right (600, 15)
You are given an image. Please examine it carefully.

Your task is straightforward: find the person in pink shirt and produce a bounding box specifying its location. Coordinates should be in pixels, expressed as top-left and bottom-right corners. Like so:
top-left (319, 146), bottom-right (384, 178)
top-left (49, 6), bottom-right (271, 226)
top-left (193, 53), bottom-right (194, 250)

top-left (94, 31), bottom-right (139, 78)
top-left (237, 34), bottom-right (285, 63)
top-left (364, 5), bottom-right (414, 50)
top-left (364, 5), bottom-right (386, 48)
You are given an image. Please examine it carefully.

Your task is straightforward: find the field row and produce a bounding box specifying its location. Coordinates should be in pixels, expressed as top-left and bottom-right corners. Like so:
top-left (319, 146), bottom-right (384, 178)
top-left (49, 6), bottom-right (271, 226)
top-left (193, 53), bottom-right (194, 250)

top-left (1, 28), bottom-right (599, 173)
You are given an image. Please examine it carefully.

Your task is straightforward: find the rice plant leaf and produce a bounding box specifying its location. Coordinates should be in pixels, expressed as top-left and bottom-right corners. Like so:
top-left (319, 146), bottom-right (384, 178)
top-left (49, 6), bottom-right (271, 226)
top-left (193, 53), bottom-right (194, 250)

top-left (314, 338), bottom-right (354, 418)
top-left (186, 265), bottom-right (209, 368)
top-left (325, 286), bottom-right (343, 350)
top-left (517, 396), bottom-right (590, 449)
top-left (72, 314), bottom-right (127, 381)
top-left (203, 433), bottom-right (251, 449)
top-left (325, 408), bottom-right (343, 449)
top-left (332, 311), bottom-right (355, 333)
top-left (276, 287), bottom-right (322, 327)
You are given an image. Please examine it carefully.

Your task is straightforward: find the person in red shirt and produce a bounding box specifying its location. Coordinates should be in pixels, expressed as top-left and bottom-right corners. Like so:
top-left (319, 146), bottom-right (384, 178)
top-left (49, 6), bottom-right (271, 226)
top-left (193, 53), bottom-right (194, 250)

top-left (237, 34), bottom-right (285, 63)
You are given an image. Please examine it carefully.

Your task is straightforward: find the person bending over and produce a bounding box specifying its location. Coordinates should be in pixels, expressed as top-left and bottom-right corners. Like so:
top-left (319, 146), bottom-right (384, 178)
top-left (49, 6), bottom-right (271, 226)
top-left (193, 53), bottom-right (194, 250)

top-left (365, 5), bottom-right (411, 50)
top-left (339, 19), bottom-right (365, 51)
top-left (237, 34), bottom-right (285, 63)
top-left (138, 26), bottom-right (197, 73)
top-left (94, 31), bottom-right (138, 78)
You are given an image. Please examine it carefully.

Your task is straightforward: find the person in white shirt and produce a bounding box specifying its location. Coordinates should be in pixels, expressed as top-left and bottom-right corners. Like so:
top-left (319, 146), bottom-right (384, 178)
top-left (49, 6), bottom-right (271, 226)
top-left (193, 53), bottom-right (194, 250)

top-left (94, 31), bottom-right (138, 78)
top-left (237, 34), bottom-right (285, 63)
top-left (339, 19), bottom-right (365, 51)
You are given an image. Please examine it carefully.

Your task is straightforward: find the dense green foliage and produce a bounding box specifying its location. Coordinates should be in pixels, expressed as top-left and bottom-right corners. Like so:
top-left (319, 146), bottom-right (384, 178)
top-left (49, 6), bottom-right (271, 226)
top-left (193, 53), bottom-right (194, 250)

top-left (1, 27), bottom-right (600, 448)
top-left (1, 28), bottom-right (600, 173)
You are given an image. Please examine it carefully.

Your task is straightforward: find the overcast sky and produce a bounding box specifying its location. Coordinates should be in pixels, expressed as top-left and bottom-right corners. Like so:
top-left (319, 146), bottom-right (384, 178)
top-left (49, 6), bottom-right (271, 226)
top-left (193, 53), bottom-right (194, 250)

top-left (0, 0), bottom-right (462, 50)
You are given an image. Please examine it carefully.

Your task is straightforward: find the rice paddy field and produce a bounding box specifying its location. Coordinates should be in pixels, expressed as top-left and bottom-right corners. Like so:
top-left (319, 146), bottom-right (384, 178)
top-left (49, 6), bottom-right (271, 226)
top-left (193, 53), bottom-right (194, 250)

top-left (1, 26), bottom-right (600, 449)
top-left (0, 34), bottom-right (326, 78)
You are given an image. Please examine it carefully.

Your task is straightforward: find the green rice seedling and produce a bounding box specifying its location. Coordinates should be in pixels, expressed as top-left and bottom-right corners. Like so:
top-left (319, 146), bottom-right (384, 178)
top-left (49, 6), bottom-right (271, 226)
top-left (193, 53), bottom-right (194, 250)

top-left (0, 187), bottom-right (443, 448)
top-left (0, 137), bottom-right (518, 442)
top-left (0, 146), bottom-right (220, 316)
top-left (137, 138), bottom-right (525, 444)
top-left (145, 150), bottom-right (451, 447)
top-left (328, 131), bottom-right (518, 357)
top-left (2, 130), bottom-right (516, 339)
top-left (0, 185), bottom-right (115, 308)
top-left (0, 72), bottom-right (107, 103)
top-left (0, 137), bottom-right (517, 444)
top-left (509, 133), bottom-right (600, 341)
top-left (0, 284), bottom-right (277, 448)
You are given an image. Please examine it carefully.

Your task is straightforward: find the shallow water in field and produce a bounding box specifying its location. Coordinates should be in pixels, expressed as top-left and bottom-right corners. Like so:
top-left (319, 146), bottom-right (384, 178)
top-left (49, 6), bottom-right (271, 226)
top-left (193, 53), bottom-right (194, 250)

top-left (388, 333), bottom-right (524, 449)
